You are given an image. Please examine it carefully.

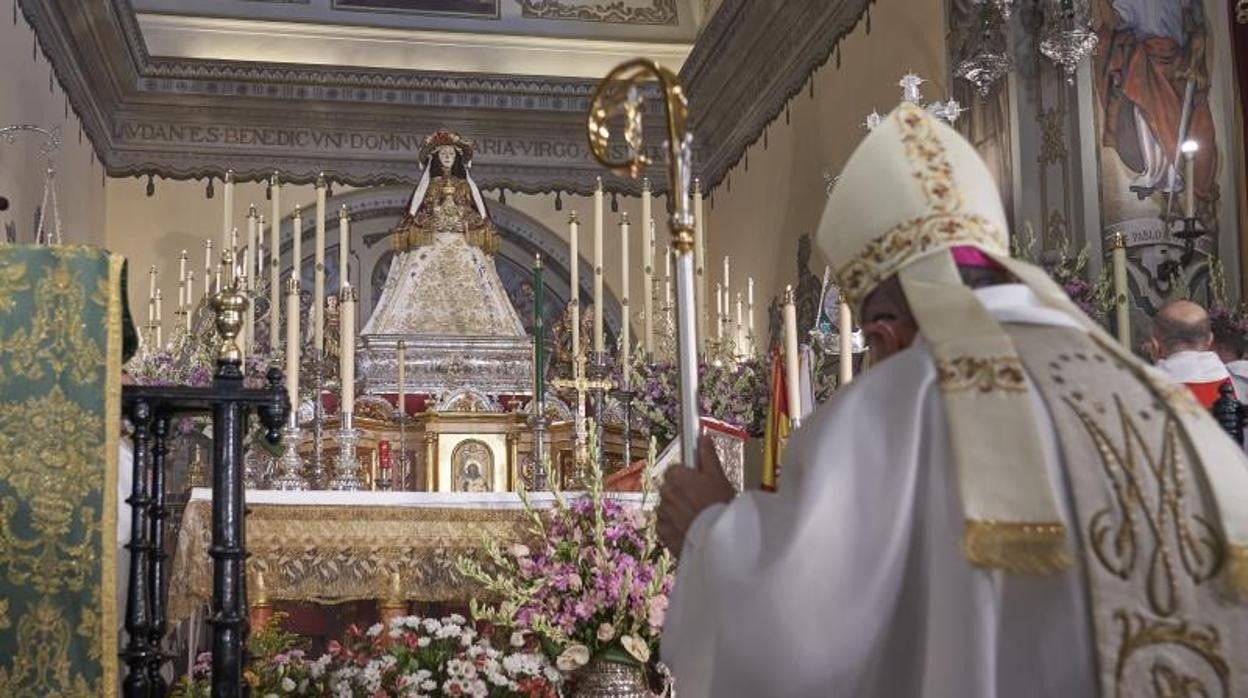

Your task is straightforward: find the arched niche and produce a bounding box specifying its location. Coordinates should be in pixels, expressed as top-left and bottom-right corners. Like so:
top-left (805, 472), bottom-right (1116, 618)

top-left (273, 185), bottom-right (621, 339)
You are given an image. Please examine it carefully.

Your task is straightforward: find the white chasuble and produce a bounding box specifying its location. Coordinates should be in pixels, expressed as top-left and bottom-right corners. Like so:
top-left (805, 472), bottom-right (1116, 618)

top-left (662, 285), bottom-right (1248, 698)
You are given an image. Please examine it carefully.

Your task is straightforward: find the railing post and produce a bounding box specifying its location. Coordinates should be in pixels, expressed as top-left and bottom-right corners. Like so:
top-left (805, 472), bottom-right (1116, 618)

top-left (122, 400), bottom-right (154, 698)
top-left (146, 412), bottom-right (171, 693)
top-left (1213, 382), bottom-right (1244, 444)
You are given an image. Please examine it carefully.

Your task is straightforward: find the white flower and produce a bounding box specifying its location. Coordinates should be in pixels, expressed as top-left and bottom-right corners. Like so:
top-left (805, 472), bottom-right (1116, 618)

top-left (448, 613), bottom-right (467, 625)
top-left (556, 643), bottom-right (591, 672)
top-left (366, 622), bottom-right (384, 638)
top-left (621, 634), bottom-right (651, 664)
top-left (420, 679), bottom-right (437, 691)
top-left (596, 622), bottom-right (616, 642)
top-left (510, 630), bottom-right (527, 648)
top-left (509, 543), bottom-right (531, 558)
top-left (280, 676), bottom-right (296, 692)
top-left (417, 636), bottom-right (431, 647)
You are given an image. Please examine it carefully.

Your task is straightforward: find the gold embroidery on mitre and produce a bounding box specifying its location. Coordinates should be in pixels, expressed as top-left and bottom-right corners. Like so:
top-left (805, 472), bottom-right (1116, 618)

top-left (1112, 610), bottom-right (1228, 698)
top-left (895, 102), bottom-right (962, 213)
top-left (962, 520), bottom-right (1071, 574)
top-left (937, 355), bottom-right (1027, 393)
top-left (835, 213), bottom-right (1006, 308)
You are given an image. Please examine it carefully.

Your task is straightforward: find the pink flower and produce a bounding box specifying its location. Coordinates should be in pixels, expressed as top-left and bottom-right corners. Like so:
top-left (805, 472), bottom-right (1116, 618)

top-left (647, 595), bottom-right (668, 629)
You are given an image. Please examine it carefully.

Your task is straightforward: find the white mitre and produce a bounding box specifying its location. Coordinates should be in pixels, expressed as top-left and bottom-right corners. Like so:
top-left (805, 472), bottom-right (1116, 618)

top-left (817, 103), bottom-right (1248, 588)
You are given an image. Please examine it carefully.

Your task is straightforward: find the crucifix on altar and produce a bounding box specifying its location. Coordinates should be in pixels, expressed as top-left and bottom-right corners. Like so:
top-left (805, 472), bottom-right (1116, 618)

top-left (551, 351), bottom-right (615, 483)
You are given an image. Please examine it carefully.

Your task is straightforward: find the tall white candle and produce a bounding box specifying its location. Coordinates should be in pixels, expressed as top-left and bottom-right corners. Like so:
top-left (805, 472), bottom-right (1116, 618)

top-left (246, 206), bottom-right (257, 289)
top-left (285, 278), bottom-right (301, 420)
top-left (204, 240), bottom-right (213, 299)
top-left (569, 211), bottom-right (580, 360)
top-left (396, 340), bottom-right (407, 417)
top-left (783, 287), bottom-right (802, 428)
top-left (178, 250), bottom-right (188, 289)
top-left (292, 206), bottom-right (303, 281)
top-left (735, 292), bottom-right (743, 353)
top-left (593, 178), bottom-right (604, 354)
top-left (154, 289), bottom-right (163, 348)
top-left (1184, 146), bottom-right (1197, 218)
top-left (747, 277), bottom-right (755, 354)
top-left (839, 300), bottom-right (853, 386)
top-left (694, 179), bottom-right (706, 351)
top-left (1112, 232), bottom-right (1130, 347)
top-left (338, 205), bottom-right (350, 288)
top-left (715, 282), bottom-right (724, 340)
top-left (257, 215), bottom-right (266, 280)
top-left (245, 206), bottom-right (257, 353)
top-left (270, 174), bottom-right (282, 353)
top-left (641, 181), bottom-right (653, 354)
top-left (185, 271), bottom-right (195, 331)
top-left (722, 256), bottom-right (730, 298)
top-left (222, 169), bottom-right (234, 249)
top-left (340, 285), bottom-right (356, 415)
top-left (314, 175), bottom-right (327, 355)
top-left (148, 264), bottom-right (157, 303)
top-left (620, 213), bottom-right (631, 381)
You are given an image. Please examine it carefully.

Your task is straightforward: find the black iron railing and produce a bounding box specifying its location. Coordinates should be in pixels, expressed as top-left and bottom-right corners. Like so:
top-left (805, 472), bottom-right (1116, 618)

top-left (121, 362), bottom-right (287, 698)
top-left (1212, 381), bottom-right (1246, 445)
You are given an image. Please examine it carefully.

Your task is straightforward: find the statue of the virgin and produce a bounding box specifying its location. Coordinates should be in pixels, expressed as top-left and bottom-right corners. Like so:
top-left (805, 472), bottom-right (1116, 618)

top-left (361, 130), bottom-right (525, 338)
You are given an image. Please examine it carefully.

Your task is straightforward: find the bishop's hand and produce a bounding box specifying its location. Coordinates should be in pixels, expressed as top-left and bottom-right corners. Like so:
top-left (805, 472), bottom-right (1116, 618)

top-left (658, 435), bottom-right (735, 555)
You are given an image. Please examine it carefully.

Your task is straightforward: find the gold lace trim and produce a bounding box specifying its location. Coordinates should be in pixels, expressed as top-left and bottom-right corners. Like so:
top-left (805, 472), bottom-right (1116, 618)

top-left (102, 253), bottom-right (122, 697)
top-left (393, 220), bottom-right (500, 256)
top-left (936, 355), bottom-right (1027, 393)
top-left (962, 519), bottom-right (1071, 574)
top-left (1230, 544), bottom-right (1248, 597)
top-left (835, 213), bottom-right (1006, 307)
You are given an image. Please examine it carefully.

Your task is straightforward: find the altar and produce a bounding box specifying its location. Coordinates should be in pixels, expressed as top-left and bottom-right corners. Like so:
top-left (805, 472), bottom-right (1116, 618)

top-left (168, 489), bottom-right (650, 624)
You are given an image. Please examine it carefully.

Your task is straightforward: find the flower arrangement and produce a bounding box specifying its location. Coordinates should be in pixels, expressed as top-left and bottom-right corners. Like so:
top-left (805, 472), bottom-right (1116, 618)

top-left (1011, 224), bottom-right (1113, 325)
top-left (630, 356), bottom-right (768, 447)
top-left (172, 612), bottom-right (329, 698)
top-left (457, 434), bottom-right (674, 687)
top-left (174, 612), bottom-right (561, 698)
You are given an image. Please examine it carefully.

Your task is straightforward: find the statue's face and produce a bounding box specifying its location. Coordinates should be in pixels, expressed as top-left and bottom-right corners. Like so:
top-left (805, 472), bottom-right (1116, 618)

top-left (437, 146), bottom-right (457, 171)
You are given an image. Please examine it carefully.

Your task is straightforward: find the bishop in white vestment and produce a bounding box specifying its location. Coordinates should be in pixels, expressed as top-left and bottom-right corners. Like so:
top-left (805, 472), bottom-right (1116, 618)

top-left (658, 104), bottom-right (1248, 698)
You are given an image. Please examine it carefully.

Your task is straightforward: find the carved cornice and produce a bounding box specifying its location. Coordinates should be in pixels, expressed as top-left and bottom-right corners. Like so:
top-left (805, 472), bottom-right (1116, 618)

top-left (19, 0), bottom-right (873, 196)
top-left (679, 0), bottom-right (874, 192)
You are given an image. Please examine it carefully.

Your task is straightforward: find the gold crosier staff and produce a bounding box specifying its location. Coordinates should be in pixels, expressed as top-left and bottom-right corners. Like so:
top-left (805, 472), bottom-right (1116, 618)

top-left (587, 59), bottom-right (699, 469)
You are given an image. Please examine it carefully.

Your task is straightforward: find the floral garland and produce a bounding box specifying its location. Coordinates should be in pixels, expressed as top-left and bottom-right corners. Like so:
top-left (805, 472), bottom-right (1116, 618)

top-left (174, 612), bottom-right (561, 697)
top-left (629, 356), bottom-right (769, 447)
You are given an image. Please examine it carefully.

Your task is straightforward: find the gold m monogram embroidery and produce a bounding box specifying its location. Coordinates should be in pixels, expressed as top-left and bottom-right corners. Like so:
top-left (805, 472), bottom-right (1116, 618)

top-left (1065, 395), bottom-right (1224, 618)
top-left (1112, 611), bottom-right (1228, 698)
top-left (937, 355), bottom-right (1027, 394)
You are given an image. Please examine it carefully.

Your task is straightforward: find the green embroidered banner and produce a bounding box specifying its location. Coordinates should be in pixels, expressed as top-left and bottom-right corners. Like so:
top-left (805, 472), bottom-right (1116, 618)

top-left (0, 245), bottom-right (133, 697)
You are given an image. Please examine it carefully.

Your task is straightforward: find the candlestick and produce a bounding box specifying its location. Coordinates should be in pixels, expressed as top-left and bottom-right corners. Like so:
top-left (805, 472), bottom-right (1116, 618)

top-left (222, 169), bottom-right (234, 249)
top-left (148, 264), bottom-right (157, 302)
top-left (246, 206), bottom-right (258, 353)
top-left (230, 227), bottom-right (239, 258)
top-left (270, 174), bottom-right (282, 354)
top-left (292, 205), bottom-right (303, 282)
top-left (783, 286), bottom-right (802, 429)
top-left (747, 277), bottom-right (755, 354)
top-left (338, 205), bottom-right (350, 288)
top-left (339, 284), bottom-right (356, 416)
top-left (1112, 232), bottom-right (1130, 347)
top-left (569, 211), bottom-right (581, 360)
top-left (246, 205), bottom-right (257, 288)
top-left (1182, 140), bottom-right (1198, 218)
top-left (314, 175), bottom-right (327, 355)
top-left (722, 256), bottom-right (730, 298)
top-left (735, 292), bottom-right (743, 354)
top-left (694, 179), bottom-right (706, 351)
top-left (396, 340), bottom-right (407, 417)
top-left (593, 178), bottom-right (604, 354)
top-left (839, 300), bottom-right (853, 386)
top-left (204, 240), bottom-right (213, 299)
top-left (154, 288), bottom-right (163, 348)
top-left (257, 215), bottom-right (266, 280)
top-left (620, 213), bottom-right (631, 381)
top-left (285, 277), bottom-right (301, 418)
top-left (178, 249), bottom-right (188, 290)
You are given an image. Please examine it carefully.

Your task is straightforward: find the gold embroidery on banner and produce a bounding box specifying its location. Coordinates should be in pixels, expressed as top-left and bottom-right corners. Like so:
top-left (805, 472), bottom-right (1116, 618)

top-left (835, 213), bottom-right (1006, 307)
top-left (101, 252), bottom-right (122, 697)
top-left (895, 102), bottom-right (962, 213)
top-left (937, 355), bottom-right (1027, 393)
top-left (0, 262), bottom-right (30, 312)
top-left (0, 255), bottom-right (104, 387)
top-left (1065, 395), bottom-right (1224, 618)
top-left (1112, 610), bottom-right (1227, 698)
top-left (0, 597), bottom-right (95, 697)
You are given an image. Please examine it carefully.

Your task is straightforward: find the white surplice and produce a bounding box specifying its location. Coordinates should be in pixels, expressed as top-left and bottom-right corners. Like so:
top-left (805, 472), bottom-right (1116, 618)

top-left (661, 285), bottom-right (1096, 698)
